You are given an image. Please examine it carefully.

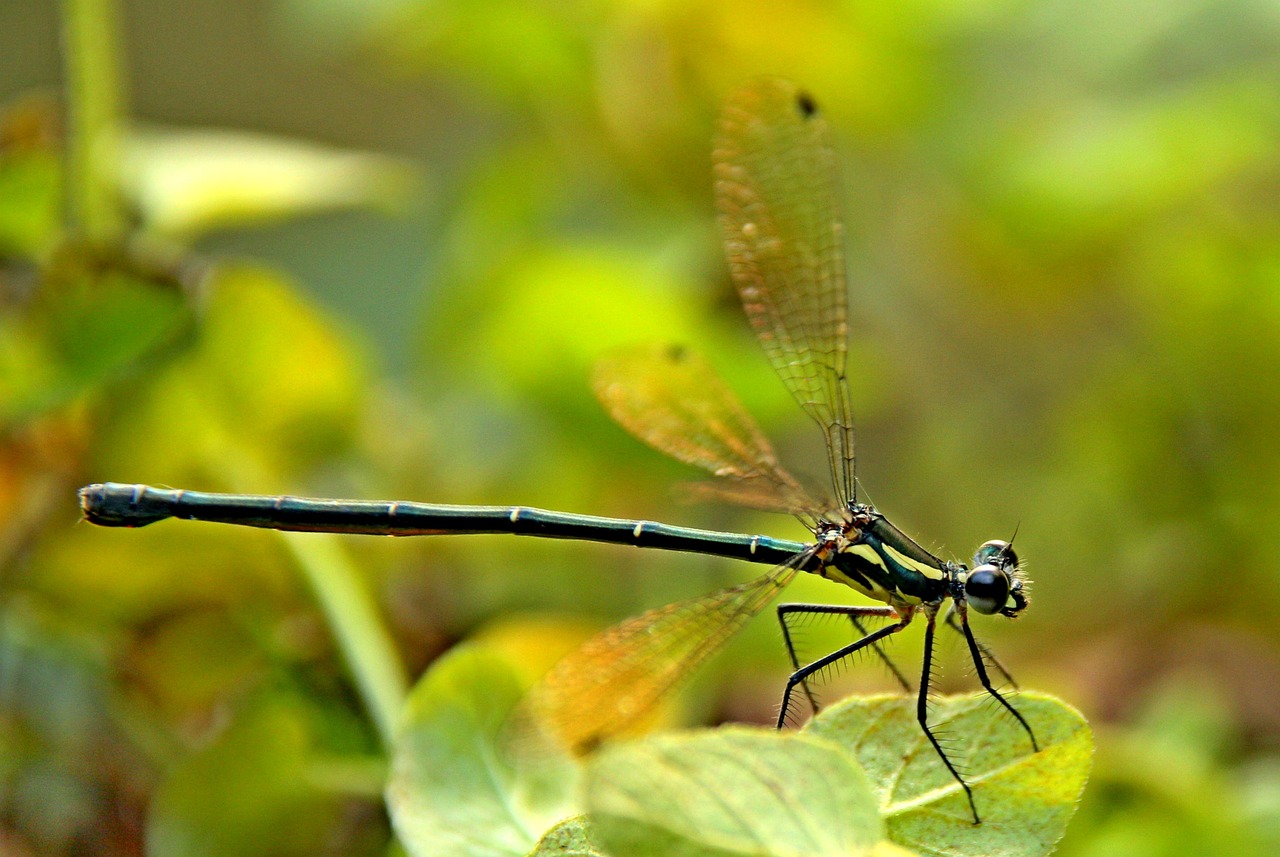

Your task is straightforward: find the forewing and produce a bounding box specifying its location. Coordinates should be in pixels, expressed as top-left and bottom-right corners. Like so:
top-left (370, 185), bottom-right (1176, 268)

top-left (593, 344), bottom-right (820, 516)
top-left (715, 78), bottom-right (856, 505)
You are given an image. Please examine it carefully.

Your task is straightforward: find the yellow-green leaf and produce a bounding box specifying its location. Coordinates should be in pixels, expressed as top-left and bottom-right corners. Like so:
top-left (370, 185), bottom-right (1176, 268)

top-left (527, 816), bottom-right (602, 857)
top-left (807, 692), bottom-right (1092, 857)
top-left (585, 727), bottom-right (883, 857)
top-left (386, 645), bottom-right (578, 857)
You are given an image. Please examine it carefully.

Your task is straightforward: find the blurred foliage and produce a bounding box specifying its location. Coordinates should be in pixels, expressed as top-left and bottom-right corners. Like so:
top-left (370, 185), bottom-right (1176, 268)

top-left (5, 0), bottom-right (1280, 854)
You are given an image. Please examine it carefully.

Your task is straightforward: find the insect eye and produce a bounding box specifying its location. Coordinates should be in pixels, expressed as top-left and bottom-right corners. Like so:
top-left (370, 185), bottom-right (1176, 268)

top-left (974, 539), bottom-right (1017, 569)
top-left (966, 564), bottom-right (1010, 615)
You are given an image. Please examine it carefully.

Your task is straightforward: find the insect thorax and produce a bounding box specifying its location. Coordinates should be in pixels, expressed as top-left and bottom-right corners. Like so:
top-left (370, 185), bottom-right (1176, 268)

top-left (814, 512), bottom-right (950, 606)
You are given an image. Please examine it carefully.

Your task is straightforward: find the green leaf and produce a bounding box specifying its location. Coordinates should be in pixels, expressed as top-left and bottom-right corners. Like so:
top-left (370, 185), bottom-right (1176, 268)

top-left (528, 816), bottom-right (602, 857)
top-left (1, 265), bottom-right (190, 426)
top-left (584, 727), bottom-right (885, 857)
top-left (386, 644), bottom-right (579, 857)
top-left (807, 692), bottom-right (1092, 857)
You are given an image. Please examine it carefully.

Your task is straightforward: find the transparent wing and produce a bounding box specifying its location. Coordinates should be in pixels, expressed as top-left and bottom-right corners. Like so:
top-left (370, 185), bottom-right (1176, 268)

top-left (524, 553), bottom-right (809, 755)
top-left (593, 344), bottom-right (823, 517)
top-left (676, 479), bottom-right (824, 517)
top-left (715, 77), bottom-right (856, 506)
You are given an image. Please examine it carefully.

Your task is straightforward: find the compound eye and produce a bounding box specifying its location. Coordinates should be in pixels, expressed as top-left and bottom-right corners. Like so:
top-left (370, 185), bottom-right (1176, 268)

top-left (975, 539), bottom-right (1018, 569)
top-left (966, 564), bottom-right (1010, 615)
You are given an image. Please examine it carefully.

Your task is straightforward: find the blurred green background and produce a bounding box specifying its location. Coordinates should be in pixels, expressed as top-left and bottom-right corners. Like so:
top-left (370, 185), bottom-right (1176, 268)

top-left (5, 0), bottom-right (1280, 854)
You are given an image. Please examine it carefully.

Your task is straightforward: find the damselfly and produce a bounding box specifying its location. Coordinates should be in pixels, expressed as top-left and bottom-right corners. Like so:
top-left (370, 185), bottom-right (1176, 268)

top-left (79, 78), bottom-right (1036, 823)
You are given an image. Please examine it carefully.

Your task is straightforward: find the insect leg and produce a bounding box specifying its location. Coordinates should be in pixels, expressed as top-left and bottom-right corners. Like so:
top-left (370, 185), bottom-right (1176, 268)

top-left (777, 603), bottom-right (907, 715)
top-left (954, 600), bottom-right (1039, 752)
top-left (918, 606), bottom-right (981, 824)
top-left (776, 607), bottom-right (913, 729)
top-left (945, 606), bottom-right (1017, 689)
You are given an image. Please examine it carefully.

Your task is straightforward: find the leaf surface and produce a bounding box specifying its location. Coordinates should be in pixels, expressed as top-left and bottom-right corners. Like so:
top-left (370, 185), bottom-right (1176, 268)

top-left (808, 692), bottom-right (1092, 857)
top-left (387, 645), bottom-right (577, 857)
top-left (585, 727), bottom-right (884, 857)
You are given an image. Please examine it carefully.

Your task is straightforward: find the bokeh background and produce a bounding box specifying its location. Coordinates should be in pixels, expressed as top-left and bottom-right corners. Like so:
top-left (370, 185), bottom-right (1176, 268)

top-left (5, 0), bottom-right (1280, 854)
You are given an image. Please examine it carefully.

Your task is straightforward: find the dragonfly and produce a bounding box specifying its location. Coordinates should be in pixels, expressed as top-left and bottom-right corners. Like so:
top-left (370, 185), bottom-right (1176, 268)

top-left (79, 78), bottom-right (1036, 823)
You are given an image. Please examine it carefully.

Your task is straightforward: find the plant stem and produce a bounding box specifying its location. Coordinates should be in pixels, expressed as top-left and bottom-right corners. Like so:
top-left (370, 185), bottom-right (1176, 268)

top-left (62, 0), bottom-right (126, 244)
top-left (281, 531), bottom-right (408, 750)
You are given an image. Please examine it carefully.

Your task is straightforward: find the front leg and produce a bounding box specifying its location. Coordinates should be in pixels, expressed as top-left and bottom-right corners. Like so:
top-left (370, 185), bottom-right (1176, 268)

top-left (953, 600), bottom-right (1038, 753)
top-left (945, 605), bottom-right (1018, 689)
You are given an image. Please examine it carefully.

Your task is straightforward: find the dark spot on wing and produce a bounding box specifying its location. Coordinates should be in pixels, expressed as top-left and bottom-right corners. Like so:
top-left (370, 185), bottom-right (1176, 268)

top-left (796, 91), bottom-right (818, 119)
top-left (665, 343), bottom-right (688, 362)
